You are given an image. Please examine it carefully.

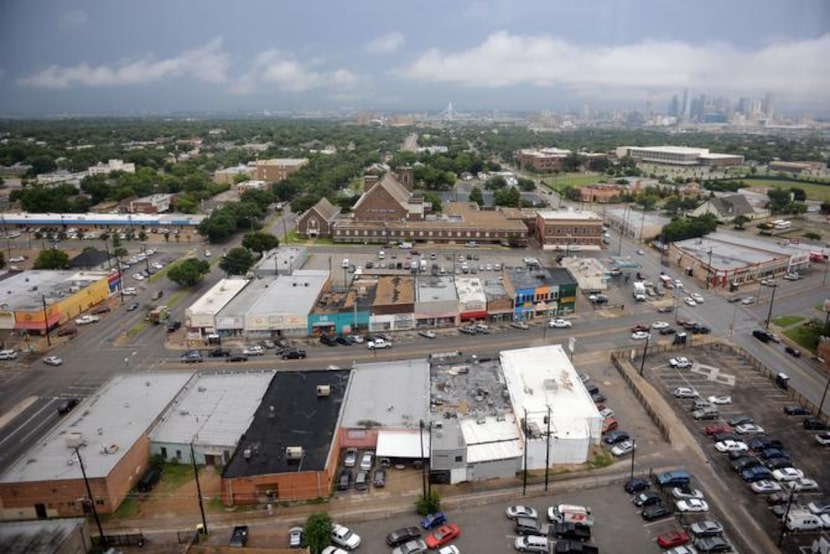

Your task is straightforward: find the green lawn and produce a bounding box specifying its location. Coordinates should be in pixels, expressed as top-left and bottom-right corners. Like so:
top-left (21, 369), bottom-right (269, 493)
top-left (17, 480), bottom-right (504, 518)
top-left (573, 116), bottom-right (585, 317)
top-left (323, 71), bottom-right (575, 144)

top-left (772, 315), bottom-right (806, 328)
top-left (741, 179), bottom-right (830, 202)
top-left (541, 174), bottom-right (601, 191)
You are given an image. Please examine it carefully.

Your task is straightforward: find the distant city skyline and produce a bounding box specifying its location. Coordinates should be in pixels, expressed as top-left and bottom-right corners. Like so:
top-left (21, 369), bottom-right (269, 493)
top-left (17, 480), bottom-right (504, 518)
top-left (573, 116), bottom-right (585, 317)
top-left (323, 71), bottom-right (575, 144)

top-left (0, 1), bottom-right (828, 117)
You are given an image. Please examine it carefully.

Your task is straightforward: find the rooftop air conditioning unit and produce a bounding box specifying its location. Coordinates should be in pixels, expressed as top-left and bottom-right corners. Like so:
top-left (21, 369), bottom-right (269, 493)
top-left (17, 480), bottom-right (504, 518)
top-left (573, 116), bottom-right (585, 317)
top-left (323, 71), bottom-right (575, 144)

top-left (285, 446), bottom-right (304, 460)
top-left (65, 432), bottom-right (85, 448)
top-left (316, 384), bottom-right (331, 397)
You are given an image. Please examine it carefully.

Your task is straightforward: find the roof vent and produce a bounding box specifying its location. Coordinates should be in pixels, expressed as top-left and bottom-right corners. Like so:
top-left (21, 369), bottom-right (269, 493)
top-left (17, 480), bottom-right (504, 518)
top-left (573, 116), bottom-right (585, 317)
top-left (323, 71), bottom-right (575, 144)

top-left (243, 448), bottom-right (252, 460)
top-left (65, 432), bottom-right (85, 448)
top-left (316, 384), bottom-right (331, 397)
top-left (285, 446), bottom-right (304, 460)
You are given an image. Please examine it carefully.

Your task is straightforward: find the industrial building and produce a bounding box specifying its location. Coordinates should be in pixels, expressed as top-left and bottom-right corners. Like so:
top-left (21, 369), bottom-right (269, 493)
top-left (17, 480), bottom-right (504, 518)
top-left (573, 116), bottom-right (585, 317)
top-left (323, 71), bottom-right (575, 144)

top-left (0, 372), bottom-right (193, 520)
top-left (0, 270), bottom-right (118, 335)
top-left (500, 345), bottom-right (602, 467)
top-left (149, 370), bottom-right (276, 466)
top-left (670, 232), bottom-right (812, 289)
top-left (221, 370), bottom-right (350, 505)
top-left (184, 277), bottom-right (250, 340)
top-left (251, 246), bottom-right (309, 277)
top-left (616, 146), bottom-right (744, 167)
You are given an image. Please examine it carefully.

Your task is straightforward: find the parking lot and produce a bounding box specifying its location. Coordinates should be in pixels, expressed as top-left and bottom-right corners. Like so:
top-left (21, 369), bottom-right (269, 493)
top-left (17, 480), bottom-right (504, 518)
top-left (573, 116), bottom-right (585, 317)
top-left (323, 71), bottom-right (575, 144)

top-left (645, 342), bottom-right (829, 550)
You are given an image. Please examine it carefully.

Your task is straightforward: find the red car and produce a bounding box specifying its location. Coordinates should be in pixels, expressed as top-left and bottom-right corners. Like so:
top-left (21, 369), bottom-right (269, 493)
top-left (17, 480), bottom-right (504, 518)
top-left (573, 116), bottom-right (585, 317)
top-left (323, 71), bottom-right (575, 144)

top-left (705, 424), bottom-right (732, 436)
top-left (657, 529), bottom-right (690, 548)
top-left (631, 324), bottom-right (650, 333)
top-left (424, 523), bottom-right (460, 549)
top-left (602, 417), bottom-right (619, 434)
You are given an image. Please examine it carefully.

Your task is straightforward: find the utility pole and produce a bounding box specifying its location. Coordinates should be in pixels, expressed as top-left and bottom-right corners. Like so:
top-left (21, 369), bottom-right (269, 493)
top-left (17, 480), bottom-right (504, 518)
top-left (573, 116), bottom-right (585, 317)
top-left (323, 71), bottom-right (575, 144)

top-left (777, 488), bottom-right (796, 547)
top-left (544, 406), bottom-right (551, 492)
top-left (706, 247), bottom-right (714, 290)
top-left (522, 408), bottom-right (529, 496)
top-left (41, 295), bottom-right (52, 346)
top-left (190, 442), bottom-right (208, 535)
top-left (818, 375), bottom-right (830, 416)
top-left (639, 334), bottom-right (650, 376)
top-left (75, 447), bottom-right (106, 547)
top-left (630, 439), bottom-right (636, 480)
top-left (764, 283), bottom-right (778, 329)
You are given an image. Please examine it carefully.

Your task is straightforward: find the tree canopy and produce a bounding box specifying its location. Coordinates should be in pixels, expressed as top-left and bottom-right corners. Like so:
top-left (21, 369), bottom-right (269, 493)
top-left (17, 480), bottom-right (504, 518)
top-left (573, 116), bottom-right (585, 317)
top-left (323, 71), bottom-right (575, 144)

top-left (661, 214), bottom-right (718, 242)
top-left (242, 232), bottom-right (279, 254)
top-left (34, 249), bottom-right (70, 269)
top-left (219, 247), bottom-right (255, 275)
top-left (167, 258), bottom-right (211, 287)
top-left (303, 512), bottom-right (332, 554)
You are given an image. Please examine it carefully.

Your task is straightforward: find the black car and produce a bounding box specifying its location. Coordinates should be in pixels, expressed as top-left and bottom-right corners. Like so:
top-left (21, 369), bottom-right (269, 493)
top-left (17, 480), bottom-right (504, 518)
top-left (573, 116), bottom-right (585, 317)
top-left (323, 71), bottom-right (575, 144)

top-left (726, 415), bottom-right (753, 426)
top-left (765, 458), bottom-right (795, 471)
top-left (753, 329), bottom-right (773, 343)
top-left (803, 417), bottom-right (829, 430)
top-left (57, 397), bottom-right (80, 415)
top-left (691, 324), bottom-right (711, 334)
top-left (783, 405), bottom-right (810, 416)
top-left (549, 522), bottom-right (591, 541)
top-left (604, 430), bottom-right (630, 445)
top-left (784, 346), bottom-right (802, 357)
top-left (633, 490), bottom-right (662, 507)
top-left (335, 336), bottom-right (352, 346)
top-left (320, 334), bottom-right (337, 346)
top-left (624, 477), bottom-right (650, 494)
top-left (166, 320), bottom-right (182, 333)
top-left (659, 327), bottom-right (676, 335)
top-left (227, 353), bottom-right (248, 362)
top-left (554, 540), bottom-right (599, 554)
top-left (515, 517), bottom-right (544, 537)
top-left (731, 457), bottom-right (762, 472)
top-left (336, 469), bottom-right (352, 491)
top-left (694, 536), bottom-right (732, 553)
top-left (712, 432), bottom-right (737, 443)
top-left (657, 306), bottom-right (673, 313)
top-left (748, 438), bottom-right (784, 451)
top-left (281, 348), bottom-right (307, 360)
top-left (229, 525), bottom-right (249, 547)
top-left (209, 348), bottom-right (230, 357)
top-left (591, 392), bottom-right (607, 404)
top-left (641, 503), bottom-right (673, 521)
top-left (373, 468), bottom-right (386, 488)
top-left (92, 305), bottom-right (111, 315)
top-left (386, 527), bottom-right (422, 547)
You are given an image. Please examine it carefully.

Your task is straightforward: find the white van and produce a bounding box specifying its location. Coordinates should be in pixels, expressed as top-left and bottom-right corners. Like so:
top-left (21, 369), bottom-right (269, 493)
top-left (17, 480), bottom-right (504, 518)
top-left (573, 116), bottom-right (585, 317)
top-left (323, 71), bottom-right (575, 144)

top-left (786, 511), bottom-right (823, 531)
top-left (547, 503), bottom-right (594, 526)
top-left (514, 535), bottom-right (548, 553)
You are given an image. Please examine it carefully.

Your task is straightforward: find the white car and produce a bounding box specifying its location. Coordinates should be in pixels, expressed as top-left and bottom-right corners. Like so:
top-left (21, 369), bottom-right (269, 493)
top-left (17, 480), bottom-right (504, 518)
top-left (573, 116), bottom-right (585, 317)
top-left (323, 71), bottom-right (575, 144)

top-left (331, 524), bottom-right (361, 550)
top-left (132, 273), bottom-right (145, 281)
top-left (9, 256), bottom-right (26, 263)
top-left (690, 293), bottom-right (704, 303)
top-left (672, 387), bottom-right (699, 398)
top-left (611, 440), bottom-right (636, 457)
top-left (631, 331), bottom-right (650, 340)
top-left (671, 487), bottom-right (704, 500)
top-left (783, 273), bottom-right (801, 281)
top-left (715, 440), bottom-right (748, 453)
top-left (359, 451), bottom-right (374, 471)
top-left (784, 478), bottom-right (820, 492)
top-left (74, 315), bottom-right (100, 325)
top-left (751, 480), bottom-right (783, 494)
top-left (242, 345), bottom-right (264, 356)
top-left (651, 321), bottom-right (670, 329)
top-left (772, 468), bottom-right (805, 482)
top-left (669, 357), bottom-right (693, 369)
top-left (741, 296), bottom-right (756, 305)
top-left (0, 349), bottom-right (18, 360)
top-left (43, 356), bottom-right (63, 366)
top-left (505, 505), bottom-right (538, 520)
top-left (683, 297), bottom-right (697, 307)
top-left (549, 319), bottom-right (572, 328)
top-left (122, 287), bottom-right (138, 295)
top-left (598, 408), bottom-right (615, 420)
top-left (707, 395), bottom-right (732, 405)
top-left (676, 499), bottom-right (709, 512)
top-left (418, 330), bottom-right (437, 339)
top-left (438, 546), bottom-right (460, 554)
top-left (322, 547), bottom-right (349, 554)
top-left (735, 423), bottom-right (765, 435)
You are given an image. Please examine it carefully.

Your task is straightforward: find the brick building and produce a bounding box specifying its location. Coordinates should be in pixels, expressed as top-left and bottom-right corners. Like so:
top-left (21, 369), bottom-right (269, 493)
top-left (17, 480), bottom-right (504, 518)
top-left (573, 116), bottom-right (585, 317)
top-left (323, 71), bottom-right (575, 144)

top-left (296, 197), bottom-right (341, 238)
top-left (535, 210), bottom-right (604, 251)
top-left (253, 158), bottom-right (309, 182)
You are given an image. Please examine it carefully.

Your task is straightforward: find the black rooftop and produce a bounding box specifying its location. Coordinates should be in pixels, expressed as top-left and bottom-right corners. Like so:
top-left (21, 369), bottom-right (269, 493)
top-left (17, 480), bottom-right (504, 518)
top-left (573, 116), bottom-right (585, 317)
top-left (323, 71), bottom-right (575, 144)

top-left (505, 266), bottom-right (576, 290)
top-left (223, 370), bottom-right (351, 479)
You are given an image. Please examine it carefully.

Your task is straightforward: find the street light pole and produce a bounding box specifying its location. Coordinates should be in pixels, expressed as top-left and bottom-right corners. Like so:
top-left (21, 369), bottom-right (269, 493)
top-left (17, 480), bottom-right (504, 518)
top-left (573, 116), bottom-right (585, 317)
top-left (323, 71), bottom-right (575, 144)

top-left (630, 438), bottom-right (636, 480)
top-left (74, 447), bottom-right (106, 547)
top-left (522, 408), bottom-right (528, 496)
top-left (639, 334), bottom-right (650, 376)
top-left (764, 284), bottom-right (778, 329)
top-left (190, 442), bottom-right (209, 535)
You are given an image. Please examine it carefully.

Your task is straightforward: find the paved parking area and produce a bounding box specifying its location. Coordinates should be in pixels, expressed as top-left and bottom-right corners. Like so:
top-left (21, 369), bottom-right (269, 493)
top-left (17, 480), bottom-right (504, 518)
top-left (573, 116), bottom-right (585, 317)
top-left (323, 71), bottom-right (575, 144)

top-left (645, 343), bottom-right (829, 551)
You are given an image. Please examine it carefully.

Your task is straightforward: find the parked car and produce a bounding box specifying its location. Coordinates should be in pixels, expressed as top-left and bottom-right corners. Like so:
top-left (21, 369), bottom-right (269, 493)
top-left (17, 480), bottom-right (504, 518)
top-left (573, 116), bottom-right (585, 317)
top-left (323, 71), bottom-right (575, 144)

top-left (424, 524), bottom-right (460, 549)
top-left (227, 353), bottom-right (248, 362)
top-left (386, 527), bottom-right (422, 547)
top-left (676, 499), bottom-right (709, 512)
top-left (242, 345), bottom-right (264, 356)
top-left (418, 330), bottom-right (437, 339)
top-left (735, 423), bottom-right (765, 435)
top-left (43, 356), bottom-right (63, 366)
top-left (633, 490), bottom-right (662, 507)
top-left (373, 468), bottom-right (386, 488)
top-left (506, 505), bottom-right (539, 520)
top-left (343, 448), bottom-right (358, 468)
top-left (549, 319), bottom-right (572, 328)
top-left (0, 349), bottom-right (18, 360)
top-left (803, 417), bottom-right (829, 430)
top-left (672, 486), bottom-right (704, 500)
top-left (180, 350), bottom-right (203, 363)
top-left (229, 525), bottom-right (249, 547)
top-left (641, 503), bottom-right (673, 521)
top-left (331, 523), bottom-right (361, 550)
top-left (421, 512), bottom-right (447, 529)
top-left (281, 348), bottom-right (307, 360)
top-left (510, 321), bottom-right (530, 330)
top-left (320, 334), bottom-right (338, 346)
top-left (673, 387), bottom-right (699, 398)
top-left (166, 320), bottom-right (182, 333)
top-left (604, 430), bottom-right (630, 445)
top-left (288, 526), bottom-right (304, 549)
top-left (611, 440), bottom-right (635, 457)
top-left (669, 357), bottom-right (693, 369)
top-left (74, 315), bottom-right (100, 325)
top-left (624, 477), bottom-right (650, 494)
top-left (657, 530), bottom-right (690, 549)
top-left (751, 480), bottom-right (783, 494)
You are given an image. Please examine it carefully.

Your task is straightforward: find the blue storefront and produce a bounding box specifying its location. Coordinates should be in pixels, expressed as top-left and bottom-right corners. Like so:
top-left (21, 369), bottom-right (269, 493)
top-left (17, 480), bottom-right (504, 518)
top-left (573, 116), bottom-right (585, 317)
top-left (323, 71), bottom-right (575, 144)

top-left (308, 311), bottom-right (369, 336)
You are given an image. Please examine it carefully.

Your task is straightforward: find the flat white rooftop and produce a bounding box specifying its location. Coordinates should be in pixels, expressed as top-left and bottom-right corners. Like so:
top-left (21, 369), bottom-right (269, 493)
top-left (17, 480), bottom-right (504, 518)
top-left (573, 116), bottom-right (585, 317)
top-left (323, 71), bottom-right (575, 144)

top-left (455, 277), bottom-right (487, 306)
top-left (460, 414), bottom-right (522, 463)
top-left (0, 372), bottom-right (193, 482)
top-left (341, 359), bottom-right (430, 429)
top-left (537, 210), bottom-right (602, 221)
top-left (187, 277), bottom-right (250, 317)
top-left (416, 276), bottom-right (458, 303)
top-left (149, 370), bottom-right (275, 448)
top-left (630, 146), bottom-right (709, 155)
top-left (500, 345), bottom-right (599, 440)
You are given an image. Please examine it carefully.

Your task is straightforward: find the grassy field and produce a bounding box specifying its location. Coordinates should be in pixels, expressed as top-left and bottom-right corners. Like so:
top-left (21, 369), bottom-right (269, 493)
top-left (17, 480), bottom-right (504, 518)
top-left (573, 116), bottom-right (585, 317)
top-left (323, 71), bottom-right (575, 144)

top-left (772, 315), bottom-right (806, 328)
top-left (741, 179), bottom-right (830, 202)
top-left (540, 173), bottom-right (601, 190)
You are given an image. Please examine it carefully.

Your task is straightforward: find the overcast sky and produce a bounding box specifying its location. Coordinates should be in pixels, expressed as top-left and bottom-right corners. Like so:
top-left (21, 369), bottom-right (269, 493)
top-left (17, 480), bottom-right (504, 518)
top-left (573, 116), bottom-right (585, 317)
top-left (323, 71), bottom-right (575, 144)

top-left (1, 0), bottom-right (828, 116)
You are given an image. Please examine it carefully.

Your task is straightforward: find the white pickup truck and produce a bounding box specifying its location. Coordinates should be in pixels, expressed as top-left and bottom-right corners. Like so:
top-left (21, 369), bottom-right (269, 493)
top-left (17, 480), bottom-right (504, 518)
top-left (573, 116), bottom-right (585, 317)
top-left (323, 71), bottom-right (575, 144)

top-left (367, 338), bottom-right (392, 350)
